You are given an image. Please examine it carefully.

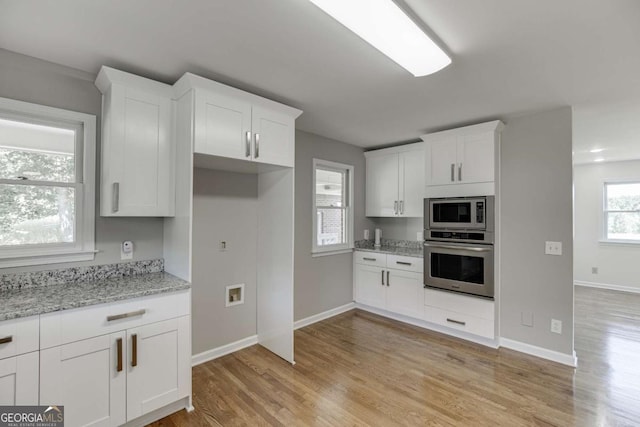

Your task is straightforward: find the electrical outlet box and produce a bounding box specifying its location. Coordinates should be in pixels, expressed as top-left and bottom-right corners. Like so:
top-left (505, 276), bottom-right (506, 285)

top-left (416, 231), bottom-right (424, 241)
top-left (592, 267), bottom-right (598, 274)
top-left (121, 240), bottom-right (133, 260)
top-left (551, 319), bottom-right (562, 334)
top-left (545, 241), bottom-right (562, 256)
top-left (521, 311), bottom-right (534, 327)
top-left (364, 229), bottom-right (370, 240)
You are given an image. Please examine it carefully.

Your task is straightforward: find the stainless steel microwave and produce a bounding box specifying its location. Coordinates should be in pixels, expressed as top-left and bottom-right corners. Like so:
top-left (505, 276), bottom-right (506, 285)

top-left (425, 196), bottom-right (494, 231)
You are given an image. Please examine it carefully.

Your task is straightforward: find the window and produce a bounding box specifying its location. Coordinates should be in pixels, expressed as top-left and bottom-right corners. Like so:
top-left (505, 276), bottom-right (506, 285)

top-left (312, 159), bottom-right (354, 255)
top-left (603, 181), bottom-right (640, 243)
top-left (0, 97), bottom-right (96, 267)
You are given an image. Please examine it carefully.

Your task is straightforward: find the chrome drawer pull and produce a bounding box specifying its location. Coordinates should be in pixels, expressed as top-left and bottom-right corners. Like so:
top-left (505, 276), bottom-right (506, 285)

top-left (446, 318), bottom-right (466, 326)
top-left (396, 261), bottom-right (412, 266)
top-left (363, 257), bottom-right (377, 261)
top-left (0, 336), bottom-right (13, 345)
top-left (107, 309), bottom-right (146, 322)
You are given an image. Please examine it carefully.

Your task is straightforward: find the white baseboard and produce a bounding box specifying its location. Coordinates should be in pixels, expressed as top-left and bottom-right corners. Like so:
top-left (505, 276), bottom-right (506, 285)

top-left (499, 338), bottom-right (577, 367)
top-left (574, 280), bottom-right (640, 294)
top-left (123, 397), bottom-right (191, 427)
top-left (355, 303), bottom-right (500, 349)
top-left (192, 335), bottom-right (258, 366)
top-left (294, 302), bottom-right (356, 330)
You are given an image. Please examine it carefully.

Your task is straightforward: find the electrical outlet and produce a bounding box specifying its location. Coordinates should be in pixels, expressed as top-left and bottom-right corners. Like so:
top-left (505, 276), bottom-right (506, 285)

top-left (521, 311), bottom-right (534, 327)
top-left (121, 240), bottom-right (133, 260)
top-left (364, 229), bottom-right (370, 240)
top-left (416, 230), bottom-right (424, 241)
top-left (545, 241), bottom-right (562, 256)
top-left (592, 267), bottom-right (598, 274)
top-left (551, 319), bottom-right (562, 334)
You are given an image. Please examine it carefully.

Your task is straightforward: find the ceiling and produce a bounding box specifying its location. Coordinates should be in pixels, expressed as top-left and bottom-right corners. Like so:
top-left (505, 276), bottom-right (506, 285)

top-left (1, 0), bottom-right (640, 155)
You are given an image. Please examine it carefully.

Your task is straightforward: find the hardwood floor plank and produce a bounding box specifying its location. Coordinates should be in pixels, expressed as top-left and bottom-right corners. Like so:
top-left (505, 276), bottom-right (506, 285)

top-left (150, 287), bottom-right (640, 426)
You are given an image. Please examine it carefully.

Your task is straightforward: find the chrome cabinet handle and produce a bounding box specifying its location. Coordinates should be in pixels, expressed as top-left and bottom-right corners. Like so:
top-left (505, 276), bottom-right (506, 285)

top-left (394, 201), bottom-right (398, 215)
top-left (424, 243), bottom-right (492, 252)
top-left (450, 164), bottom-right (455, 182)
top-left (387, 271), bottom-right (390, 286)
top-left (131, 334), bottom-right (138, 367)
top-left (447, 318), bottom-right (466, 326)
top-left (396, 261), bottom-right (412, 266)
top-left (107, 309), bottom-right (146, 322)
top-left (0, 336), bottom-right (13, 345)
top-left (399, 200), bottom-right (404, 215)
top-left (116, 338), bottom-right (123, 372)
top-left (363, 257), bottom-right (376, 261)
top-left (254, 133), bottom-right (260, 158)
top-left (112, 182), bottom-right (119, 213)
top-left (458, 164), bottom-right (462, 181)
top-left (381, 270), bottom-right (385, 286)
top-left (245, 131), bottom-right (251, 157)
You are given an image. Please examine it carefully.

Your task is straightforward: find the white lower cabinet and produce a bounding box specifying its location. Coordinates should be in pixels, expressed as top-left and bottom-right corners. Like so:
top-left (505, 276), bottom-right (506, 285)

top-left (0, 351), bottom-right (39, 405)
top-left (354, 252), bottom-right (423, 318)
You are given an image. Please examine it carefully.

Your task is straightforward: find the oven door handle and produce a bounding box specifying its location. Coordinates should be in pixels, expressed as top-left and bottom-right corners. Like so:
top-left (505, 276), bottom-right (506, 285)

top-left (423, 243), bottom-right (492, 252)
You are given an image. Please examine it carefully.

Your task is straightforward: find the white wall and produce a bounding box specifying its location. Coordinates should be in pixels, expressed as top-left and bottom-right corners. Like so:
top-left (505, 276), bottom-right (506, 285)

top-left (368, 217), bottom-right (423, 242)
top-left (574, 160), bottom-right (640, 291)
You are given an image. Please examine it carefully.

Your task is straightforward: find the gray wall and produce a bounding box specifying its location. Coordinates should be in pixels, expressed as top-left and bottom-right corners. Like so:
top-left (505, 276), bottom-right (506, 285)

top-left (500, 107), bottom-right (574, 355)
top-left (369, 217), bottom-right (423, 241)
top-left (191, 168), bottom-right (258, 354)
top-left (0, 49), bottom-right (164, 273)
top-left (295, 131), bottom-right (374, 321)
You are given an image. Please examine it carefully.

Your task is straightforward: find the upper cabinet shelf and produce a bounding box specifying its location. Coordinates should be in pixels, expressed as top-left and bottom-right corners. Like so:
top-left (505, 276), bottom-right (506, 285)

top-left (174, 73), bottom-right (302, 169)
top-left (96, 67), bottom-right (176, 217)
top-left (422, 120), bottom-right (504, 198)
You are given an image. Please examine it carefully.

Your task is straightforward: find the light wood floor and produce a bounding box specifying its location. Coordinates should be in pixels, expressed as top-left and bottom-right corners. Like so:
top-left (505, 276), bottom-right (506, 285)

top-left (151, 287), bottom-right (640, 426)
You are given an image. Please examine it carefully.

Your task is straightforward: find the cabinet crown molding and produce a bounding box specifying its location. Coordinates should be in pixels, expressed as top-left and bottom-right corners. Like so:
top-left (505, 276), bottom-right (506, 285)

top-left (95, 66), bottom-right (173, 97)
top-left (364, 141), bottom-right (424, 158)
top-left (421, 120), bottom-right (504, 142)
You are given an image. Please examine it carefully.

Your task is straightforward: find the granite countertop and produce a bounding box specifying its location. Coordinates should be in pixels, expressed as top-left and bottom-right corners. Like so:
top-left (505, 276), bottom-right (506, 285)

top-left (355, 245), bottom-right (423, 258)
top-left (0, 271), bottom-right (190, 322)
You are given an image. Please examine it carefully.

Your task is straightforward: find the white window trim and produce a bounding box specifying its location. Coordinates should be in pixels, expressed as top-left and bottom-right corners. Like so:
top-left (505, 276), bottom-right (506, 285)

top-left (0, 97), bottom-right (96, 268)
top-left (312, 158), bottom-right (354, 256)
top-left (600, 179), bottom-right (640, 246)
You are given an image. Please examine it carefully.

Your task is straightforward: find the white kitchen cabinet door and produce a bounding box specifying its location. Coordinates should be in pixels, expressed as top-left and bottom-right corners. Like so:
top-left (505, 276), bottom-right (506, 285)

top-left (426, 136), bottom-right (458, 186)
top-left (251, 106), bottom-right (295, 167)
top-left (399, 149), bottom-right (425, 217)
top-left (457, 133), bottom-right (495, 184)
top-left (366, 153), bottom-right (399, 217)
top-left (100, 83), bottom-right (175, 217)
top-left (355, 264), bottom-right (387, 309)
top-left (126, 316), bottom-right (190, 421)
top-left (194, 90), bottom-right (252, 161)
top-left (386, 270), bottom-right (423, 320)
top-left (0, 352), bottom-right (39, 405)
top-left (40, 332), bottom-right (126, 427)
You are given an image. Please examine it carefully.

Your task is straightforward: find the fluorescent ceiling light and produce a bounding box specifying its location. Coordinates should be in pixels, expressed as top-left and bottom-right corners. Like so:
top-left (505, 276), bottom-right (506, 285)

top-left (308, 0), bottom-right (451, 77)
top-left (590, 148), bottom-right (604, 153)
top-left (594, 158), bottom-right (605, 162)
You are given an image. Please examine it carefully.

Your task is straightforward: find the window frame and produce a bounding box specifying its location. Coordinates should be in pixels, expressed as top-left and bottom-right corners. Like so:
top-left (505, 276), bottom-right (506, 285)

top-left (601, 180), bottom-right (640, 245)
top-left (0, 96), bottom-right (96, 267)
top-left (312, 158), bottom-right (354, 256)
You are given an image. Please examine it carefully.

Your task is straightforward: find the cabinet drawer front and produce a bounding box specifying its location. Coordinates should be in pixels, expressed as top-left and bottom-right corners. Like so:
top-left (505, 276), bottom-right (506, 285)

top-left (424, 288), bottom-right (494, 321)
top-left (424, 306), bottom-right (494, 339)
top-left (0, 316), bottom-right (39, 360)
top-left (386, 255), bottom-right (423, 272)
top-left (40, 290), bottom-right (191, 349)
top-left (354, 251), bottom-right (387, 267)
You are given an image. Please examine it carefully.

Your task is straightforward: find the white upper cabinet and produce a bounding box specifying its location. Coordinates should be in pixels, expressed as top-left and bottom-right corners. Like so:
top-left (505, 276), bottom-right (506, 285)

top-left (176, 73), bottom-right (301, 169)
top-left (422, 121), bottom-right (504, 197)
top-left (365, 142), bottom-right (424, 217)
top-left (96, 67), bottom-right (176, 217)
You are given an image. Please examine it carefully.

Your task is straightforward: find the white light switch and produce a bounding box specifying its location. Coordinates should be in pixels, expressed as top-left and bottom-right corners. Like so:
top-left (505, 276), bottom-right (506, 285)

top-left (545, 241), bottom-right (562, 256)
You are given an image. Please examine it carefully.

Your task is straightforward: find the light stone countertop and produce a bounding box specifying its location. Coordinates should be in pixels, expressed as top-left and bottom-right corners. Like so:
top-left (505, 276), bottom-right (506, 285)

top-left (0, 272), bottom-right (190, 322)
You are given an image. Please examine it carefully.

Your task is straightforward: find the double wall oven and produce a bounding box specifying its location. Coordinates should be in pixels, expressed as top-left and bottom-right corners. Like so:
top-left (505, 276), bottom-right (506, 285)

top-left (424, 196), bottom-right (495, 299)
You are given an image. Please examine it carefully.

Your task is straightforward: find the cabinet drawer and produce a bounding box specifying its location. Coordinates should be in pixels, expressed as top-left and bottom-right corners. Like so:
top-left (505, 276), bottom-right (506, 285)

top-left (354, 251), bottom-right (387, 268)
top-left (386, 255), bottom-right (423, 273)
top-left (424, 288), bottom-right (494, 321)
top-left (0, 316), bottom-right (39, 360)
top-left (424, 305), bottom-right (495, 339)
top-left (40, 289), bottom-right (190, 349)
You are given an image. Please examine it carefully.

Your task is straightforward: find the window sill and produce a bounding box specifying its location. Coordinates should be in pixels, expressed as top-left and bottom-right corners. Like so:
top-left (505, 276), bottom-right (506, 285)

top-left (311, 248), bottom-right (354, 258)
top-left (598, 239), bottom-right (640, 247)
top-left (0, 250), bottom-right (97, 268)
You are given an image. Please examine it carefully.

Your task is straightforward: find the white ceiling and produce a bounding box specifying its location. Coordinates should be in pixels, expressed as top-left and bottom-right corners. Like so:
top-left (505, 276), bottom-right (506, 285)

top-left (1, 0), bottom-right (640, 155)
